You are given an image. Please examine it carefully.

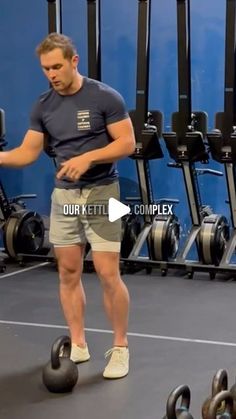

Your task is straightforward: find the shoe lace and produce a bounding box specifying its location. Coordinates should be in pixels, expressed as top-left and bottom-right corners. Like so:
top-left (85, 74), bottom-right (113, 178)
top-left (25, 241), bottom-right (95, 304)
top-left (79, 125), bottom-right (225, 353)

top-left (104, 347), bottom-right (126, 365)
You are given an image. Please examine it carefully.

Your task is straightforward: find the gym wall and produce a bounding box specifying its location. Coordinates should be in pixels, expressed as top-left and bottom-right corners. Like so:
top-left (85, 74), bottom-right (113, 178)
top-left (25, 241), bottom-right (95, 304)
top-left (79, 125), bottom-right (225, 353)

top-left (0, 0), bottom-right (227, 234)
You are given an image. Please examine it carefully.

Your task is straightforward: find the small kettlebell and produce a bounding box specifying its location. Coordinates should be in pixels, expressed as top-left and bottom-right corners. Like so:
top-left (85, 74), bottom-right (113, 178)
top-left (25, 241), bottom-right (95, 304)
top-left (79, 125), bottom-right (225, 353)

top-left (207, 390), bottom-right (234, 419)
top-left (163, 384), bottom-right (194, 419)
top-left (42, 335), bottom-right (78, 393)
top-left (202, 369), bottom-right (228, 419)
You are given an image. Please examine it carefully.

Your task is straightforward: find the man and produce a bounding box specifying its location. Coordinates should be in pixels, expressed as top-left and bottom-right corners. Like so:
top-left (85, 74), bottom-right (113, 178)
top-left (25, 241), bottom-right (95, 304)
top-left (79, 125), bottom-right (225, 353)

top-left (0, 33), bottom-right (136, 379)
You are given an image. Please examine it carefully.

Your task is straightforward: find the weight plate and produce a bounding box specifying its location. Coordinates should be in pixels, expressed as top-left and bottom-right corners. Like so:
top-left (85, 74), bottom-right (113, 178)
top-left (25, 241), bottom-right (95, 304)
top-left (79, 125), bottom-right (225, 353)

top-left (3, 210), bottom-right (45, 259)
top-left (151, 215), bottom-right (180, 261)
top-left (150, 219), bottom-right (165, 260)
top-left (199, 214), bottom-right (229, 265)
top-left (4, 216), bottom-right (19, 258)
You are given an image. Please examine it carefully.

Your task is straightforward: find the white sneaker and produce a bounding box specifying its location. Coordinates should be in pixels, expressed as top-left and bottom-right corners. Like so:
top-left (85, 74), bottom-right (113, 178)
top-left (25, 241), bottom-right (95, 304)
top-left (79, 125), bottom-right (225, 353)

top-left (103, 347), bottom-right (129, 379)
top-left (70, 343), bottom-right (90, 363)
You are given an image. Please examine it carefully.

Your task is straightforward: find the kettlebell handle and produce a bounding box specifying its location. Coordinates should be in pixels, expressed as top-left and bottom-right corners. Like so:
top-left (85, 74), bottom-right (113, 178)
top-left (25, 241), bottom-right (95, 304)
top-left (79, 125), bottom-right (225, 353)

top-left (212, 369), bottom-right (228, 395)
top-left (51, 335), bottom-right (71, 369)
top-left (166, 384), bottom-right (191, 419)
top-left (208, 390), bottom-right (234, 419)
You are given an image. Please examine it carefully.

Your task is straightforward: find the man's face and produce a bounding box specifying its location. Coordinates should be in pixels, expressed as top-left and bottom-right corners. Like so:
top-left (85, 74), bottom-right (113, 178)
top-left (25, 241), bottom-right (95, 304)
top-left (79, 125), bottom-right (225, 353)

top-left (40, 48), bottom-right (78, 93)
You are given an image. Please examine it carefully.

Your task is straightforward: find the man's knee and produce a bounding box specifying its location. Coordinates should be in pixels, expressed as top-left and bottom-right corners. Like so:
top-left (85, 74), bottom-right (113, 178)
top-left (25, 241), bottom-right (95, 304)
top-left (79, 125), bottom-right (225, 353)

top-left (96, 265), bottom-right (118, 279)
top-left (58, 264), bottom-right (81, 288)
top-left (95, 265), bottom-right (122, 294)
top-left (93, 252), bottom-right (120, 283)
top-left (54, 245), bottom-right (85, 283)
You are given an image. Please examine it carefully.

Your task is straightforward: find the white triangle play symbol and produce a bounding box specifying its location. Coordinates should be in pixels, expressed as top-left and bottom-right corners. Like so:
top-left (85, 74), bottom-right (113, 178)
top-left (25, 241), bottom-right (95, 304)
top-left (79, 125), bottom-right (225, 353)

top-left (108, 198), bottom-right (131, 222)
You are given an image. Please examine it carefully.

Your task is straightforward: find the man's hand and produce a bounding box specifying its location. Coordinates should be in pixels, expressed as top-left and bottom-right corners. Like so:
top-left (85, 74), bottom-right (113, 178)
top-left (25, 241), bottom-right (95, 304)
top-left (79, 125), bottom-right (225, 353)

top-left (56, 154), bottom-right (92, 181)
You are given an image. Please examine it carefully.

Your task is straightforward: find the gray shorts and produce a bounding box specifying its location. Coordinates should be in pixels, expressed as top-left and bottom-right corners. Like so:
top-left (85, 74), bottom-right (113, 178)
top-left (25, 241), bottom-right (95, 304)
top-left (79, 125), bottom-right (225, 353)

top-left (49, 182), bottom-right (121, 252)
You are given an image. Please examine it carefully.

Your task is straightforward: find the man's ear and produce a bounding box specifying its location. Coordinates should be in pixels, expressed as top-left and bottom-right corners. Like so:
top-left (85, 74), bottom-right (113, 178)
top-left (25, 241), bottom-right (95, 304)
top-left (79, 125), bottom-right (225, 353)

top-left (72, 54), bottom-right (79, 68)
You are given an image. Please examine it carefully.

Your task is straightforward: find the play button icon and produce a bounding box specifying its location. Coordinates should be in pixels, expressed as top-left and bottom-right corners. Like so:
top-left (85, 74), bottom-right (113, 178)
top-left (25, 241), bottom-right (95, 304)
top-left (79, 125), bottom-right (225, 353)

top-left (83, 177), bottom-right (140, 241)
top-left (108, 198), bottom-right (131, 222)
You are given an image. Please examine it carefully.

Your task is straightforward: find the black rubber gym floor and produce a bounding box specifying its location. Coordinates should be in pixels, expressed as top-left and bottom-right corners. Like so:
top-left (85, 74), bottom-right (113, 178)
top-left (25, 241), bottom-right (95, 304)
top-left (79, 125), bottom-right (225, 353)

top-left (0, 263), bottom-right (236, 419)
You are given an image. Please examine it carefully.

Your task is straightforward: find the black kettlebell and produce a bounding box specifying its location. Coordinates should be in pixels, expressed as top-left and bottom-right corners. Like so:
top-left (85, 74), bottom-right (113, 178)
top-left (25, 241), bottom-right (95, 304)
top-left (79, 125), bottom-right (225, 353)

top-left (42, 335), bottom-right (78, 393)
top-left (207, 390), bottom-right (234, 419)
top-left (163, 384), bottom-right (194, 419)
top-left (202, 369), bottom-right (228, 419)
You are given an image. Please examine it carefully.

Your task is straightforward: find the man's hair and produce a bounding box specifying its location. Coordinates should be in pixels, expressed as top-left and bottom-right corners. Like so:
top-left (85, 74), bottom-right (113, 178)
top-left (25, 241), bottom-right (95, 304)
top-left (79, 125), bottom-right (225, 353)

top-left (36, 33), bottom-right (77, 59)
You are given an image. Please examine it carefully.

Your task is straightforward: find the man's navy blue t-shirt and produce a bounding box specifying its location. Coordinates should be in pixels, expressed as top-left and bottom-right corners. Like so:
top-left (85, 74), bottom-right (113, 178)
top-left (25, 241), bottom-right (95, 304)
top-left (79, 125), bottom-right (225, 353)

top-left (30, 77), bottom-right (129, 188)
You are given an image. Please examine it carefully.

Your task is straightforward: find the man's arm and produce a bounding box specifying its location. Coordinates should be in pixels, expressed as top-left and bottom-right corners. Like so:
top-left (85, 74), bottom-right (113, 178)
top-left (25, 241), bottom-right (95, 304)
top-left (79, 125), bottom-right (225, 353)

top-left (86, 117), bottom-right (136, 164)
top-left (0, 130), bottom-right (45, 167)
top-left (56, 117), bottom-right (136, 180)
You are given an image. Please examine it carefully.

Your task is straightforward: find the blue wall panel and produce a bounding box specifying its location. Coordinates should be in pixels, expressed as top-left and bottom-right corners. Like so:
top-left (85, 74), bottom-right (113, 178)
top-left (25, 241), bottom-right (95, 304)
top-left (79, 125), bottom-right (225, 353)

top-left (0, 0), bottom-right (54, 215)
top-left (191, 0), bottom-right (228, 220)
top-left (62, 0), bottom-right (88, 76)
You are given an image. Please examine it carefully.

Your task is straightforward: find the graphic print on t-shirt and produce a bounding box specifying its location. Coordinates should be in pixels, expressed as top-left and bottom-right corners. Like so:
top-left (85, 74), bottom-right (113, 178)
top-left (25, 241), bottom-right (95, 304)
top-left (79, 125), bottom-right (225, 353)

top-left (77, 110), bottom-right (91, 131)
